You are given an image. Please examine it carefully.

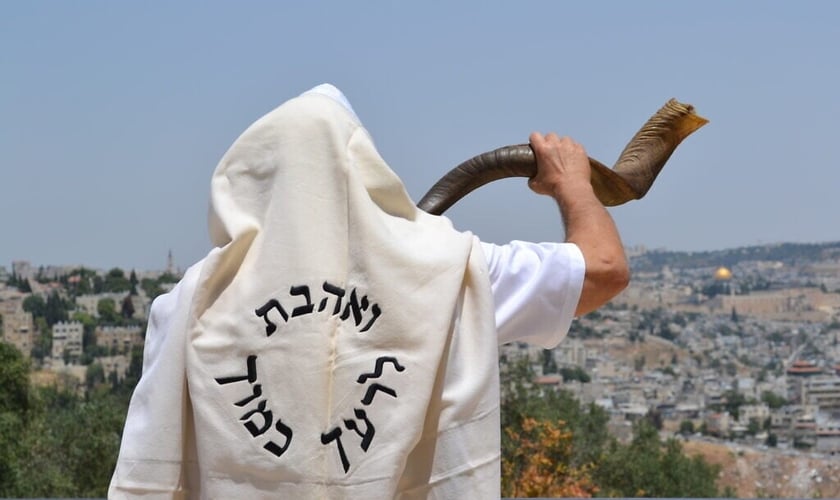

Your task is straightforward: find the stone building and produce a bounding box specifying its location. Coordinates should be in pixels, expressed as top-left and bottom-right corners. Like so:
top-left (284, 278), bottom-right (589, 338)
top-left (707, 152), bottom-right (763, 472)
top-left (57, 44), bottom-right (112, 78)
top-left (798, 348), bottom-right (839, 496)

top-left (1, 297), bottom-right (34, 357)
top-left (739, 403), bottom-right (770, 426)
top-left (95, 325), bottom-right (143, 354)
top-left (803, 375), bottom-right (840, 412)
top-left (97, 354), bottom-right (131, 382)
top-left (76, 292), bottom-right (126, 318)
top-left (787, 360), bottom-right (823, 404)
top-left (51, 320), bottom-right (84, 361)
top-left (816, 418), bottom-right (840, 455)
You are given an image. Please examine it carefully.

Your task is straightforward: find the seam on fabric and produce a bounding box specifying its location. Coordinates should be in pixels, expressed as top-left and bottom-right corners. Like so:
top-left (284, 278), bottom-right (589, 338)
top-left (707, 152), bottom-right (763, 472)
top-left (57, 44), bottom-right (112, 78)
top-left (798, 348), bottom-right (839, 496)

top-left (414, 403), bottom-right (500, 441)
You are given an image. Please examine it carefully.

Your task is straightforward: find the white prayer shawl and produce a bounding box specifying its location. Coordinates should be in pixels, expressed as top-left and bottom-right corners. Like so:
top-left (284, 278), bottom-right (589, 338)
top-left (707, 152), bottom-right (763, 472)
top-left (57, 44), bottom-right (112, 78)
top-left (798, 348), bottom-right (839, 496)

top-left (110, 87), bottom-right (501, 499)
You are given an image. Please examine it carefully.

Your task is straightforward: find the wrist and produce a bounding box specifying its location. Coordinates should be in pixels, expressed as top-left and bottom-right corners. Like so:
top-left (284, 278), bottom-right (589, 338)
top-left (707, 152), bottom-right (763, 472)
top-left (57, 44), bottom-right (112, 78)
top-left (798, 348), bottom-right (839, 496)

top-left (550, 178), bottom-right (595, 202)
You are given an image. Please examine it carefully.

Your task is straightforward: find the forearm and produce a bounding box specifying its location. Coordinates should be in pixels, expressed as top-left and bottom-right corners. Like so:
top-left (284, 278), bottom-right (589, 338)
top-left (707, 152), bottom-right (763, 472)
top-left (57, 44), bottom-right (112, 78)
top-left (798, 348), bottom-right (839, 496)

top-left (552, 179), bottom-right (629, 316)
top-left (528, 132), bottom-right (629, 316)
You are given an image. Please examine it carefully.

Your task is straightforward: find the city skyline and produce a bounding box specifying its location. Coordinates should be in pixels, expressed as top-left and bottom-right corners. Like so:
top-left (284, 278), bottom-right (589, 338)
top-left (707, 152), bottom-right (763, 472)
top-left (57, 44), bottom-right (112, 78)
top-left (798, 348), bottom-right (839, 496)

top-left (3, 2), bottom-right (840, 271)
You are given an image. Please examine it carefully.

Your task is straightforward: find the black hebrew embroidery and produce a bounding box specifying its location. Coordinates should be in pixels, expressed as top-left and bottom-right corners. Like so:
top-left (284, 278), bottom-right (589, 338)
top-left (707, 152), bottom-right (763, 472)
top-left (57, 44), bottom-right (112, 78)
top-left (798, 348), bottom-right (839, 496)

top-left (321, 355), bottom-right (406, 473)
top-left (215, 355), bottom-right (293, 458)
top-left (255, 281), bottom-right (382, 336)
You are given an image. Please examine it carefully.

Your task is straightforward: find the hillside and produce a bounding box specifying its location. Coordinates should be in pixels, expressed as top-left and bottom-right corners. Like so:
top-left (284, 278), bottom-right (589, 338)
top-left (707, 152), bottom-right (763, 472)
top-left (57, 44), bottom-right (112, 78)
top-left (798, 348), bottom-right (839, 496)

top-left (683, 439), bottom-right (840, 498)
top-left (630, 241), bottom-right (840, 272)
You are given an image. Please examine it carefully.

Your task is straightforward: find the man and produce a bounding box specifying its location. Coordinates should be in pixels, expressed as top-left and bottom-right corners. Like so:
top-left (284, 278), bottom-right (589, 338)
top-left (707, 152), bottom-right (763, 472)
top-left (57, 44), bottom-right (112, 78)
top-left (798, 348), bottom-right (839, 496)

top-left (109, 85), bottom-right (627, 499)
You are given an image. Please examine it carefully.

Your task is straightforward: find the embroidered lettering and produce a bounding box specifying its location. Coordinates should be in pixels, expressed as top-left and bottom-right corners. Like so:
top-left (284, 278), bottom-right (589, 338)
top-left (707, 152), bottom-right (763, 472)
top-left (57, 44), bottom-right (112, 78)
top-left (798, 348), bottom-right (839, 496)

top-left (289, 285), bottom-right (315, 317)
top-left (256, 281), bottom-right (382, 335)
top-left (255, 300), bottom-right (288, 336)
top-left (357, 356), bottom-right (405, 384)
top-left (321, 427), bottom-right (350, 473)
top-left (321, 356), bottom-right (405, 473)
top-left (215, 355), bottom-right (294, 458)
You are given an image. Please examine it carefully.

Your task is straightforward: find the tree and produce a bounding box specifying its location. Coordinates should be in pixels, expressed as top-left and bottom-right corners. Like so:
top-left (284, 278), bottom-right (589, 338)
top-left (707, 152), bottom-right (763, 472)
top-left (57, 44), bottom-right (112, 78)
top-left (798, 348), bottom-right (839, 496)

top-left (594, 420), bottom-right (722, 498)
top-left (501, 358), bottom-right (608, 471)
top-left (129, 270), bottom-right (139, 295)
top-left (502, 418), bottom-right (597, 498)
top-left (761, 390), bottom-right (787, 409)
top-left (22, 294), bottom-right (46, 318)
top-left (141, 277), bottom-right (163, 300)
top-left (103, 268), bottom-right (130, 293)
top-left (44, 291), bottom-right (70, 326)
top-left (30, 317), bottom-right (52, 361)
top-left (541, 349), bottom-right (558, 374)
top-left (0, 344), bottom-right (31, 495)
top-left (679, 419), bottom-right (695, 435)
top-left (560, 366), bottom-right (591, 383)
top-left (85, 362), bottom-right (105, 389)
top-left (0, 343), bottom-right (31, 414)
top-left (73, 311), bottom-right (98, 356)
top-left (121, 294), bottom-right (135, 319)
top-left (97, 298), bottom-right (120, 325)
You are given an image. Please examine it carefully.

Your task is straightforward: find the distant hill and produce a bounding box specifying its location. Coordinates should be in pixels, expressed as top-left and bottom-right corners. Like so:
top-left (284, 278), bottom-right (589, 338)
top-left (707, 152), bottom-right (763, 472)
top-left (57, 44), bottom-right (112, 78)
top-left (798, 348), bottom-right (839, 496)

top-left (630, 241), bottom-right (840, 272)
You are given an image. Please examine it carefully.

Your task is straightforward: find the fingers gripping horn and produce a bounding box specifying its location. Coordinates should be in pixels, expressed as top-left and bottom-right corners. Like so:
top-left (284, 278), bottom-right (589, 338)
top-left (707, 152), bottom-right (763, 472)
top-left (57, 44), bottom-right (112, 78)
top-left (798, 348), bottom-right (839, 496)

top-left (416, 99), bottom-right (708, 215)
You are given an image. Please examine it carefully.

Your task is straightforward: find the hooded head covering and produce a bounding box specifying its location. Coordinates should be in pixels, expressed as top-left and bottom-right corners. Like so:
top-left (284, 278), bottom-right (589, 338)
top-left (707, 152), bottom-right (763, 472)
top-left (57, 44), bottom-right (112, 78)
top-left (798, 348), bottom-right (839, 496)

top-left (110, 85), bottom-right (501, 499)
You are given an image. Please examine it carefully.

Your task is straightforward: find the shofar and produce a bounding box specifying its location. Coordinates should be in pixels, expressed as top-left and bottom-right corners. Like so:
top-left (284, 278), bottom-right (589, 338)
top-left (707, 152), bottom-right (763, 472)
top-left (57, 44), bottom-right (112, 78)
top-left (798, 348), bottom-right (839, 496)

top-left (417, 99), bottom-right (708, 215)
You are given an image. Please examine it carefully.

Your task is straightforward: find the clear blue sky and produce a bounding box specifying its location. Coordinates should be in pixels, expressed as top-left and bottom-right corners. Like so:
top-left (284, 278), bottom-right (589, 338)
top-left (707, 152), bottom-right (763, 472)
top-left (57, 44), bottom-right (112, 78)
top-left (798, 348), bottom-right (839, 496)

top-left (2, 1), bottom-right (839, 271)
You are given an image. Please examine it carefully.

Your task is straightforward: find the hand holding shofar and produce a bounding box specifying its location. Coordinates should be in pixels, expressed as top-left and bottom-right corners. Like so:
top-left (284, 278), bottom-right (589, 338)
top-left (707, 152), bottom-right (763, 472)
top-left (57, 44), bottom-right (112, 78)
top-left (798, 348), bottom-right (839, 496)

top-left (417, 99), bottom-right (708, 215)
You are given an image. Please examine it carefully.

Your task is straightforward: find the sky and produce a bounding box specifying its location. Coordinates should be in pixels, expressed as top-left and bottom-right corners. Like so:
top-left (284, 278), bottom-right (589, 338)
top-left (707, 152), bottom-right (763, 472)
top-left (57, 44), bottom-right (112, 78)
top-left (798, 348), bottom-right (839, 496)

top-left (2, 1), bottom-right (839, 272)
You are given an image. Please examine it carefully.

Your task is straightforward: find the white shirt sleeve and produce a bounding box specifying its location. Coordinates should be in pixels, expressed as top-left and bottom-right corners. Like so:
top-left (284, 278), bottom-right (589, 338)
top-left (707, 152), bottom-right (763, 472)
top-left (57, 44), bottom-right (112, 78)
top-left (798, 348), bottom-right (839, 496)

top-left (480, 240), bottom-right (585, 349)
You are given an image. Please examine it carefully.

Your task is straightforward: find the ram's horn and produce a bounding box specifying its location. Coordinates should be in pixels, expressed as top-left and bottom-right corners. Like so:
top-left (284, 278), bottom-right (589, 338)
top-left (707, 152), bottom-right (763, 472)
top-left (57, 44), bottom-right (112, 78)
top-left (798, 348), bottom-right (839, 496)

top-left (417, 99), bottom-right (708, 215)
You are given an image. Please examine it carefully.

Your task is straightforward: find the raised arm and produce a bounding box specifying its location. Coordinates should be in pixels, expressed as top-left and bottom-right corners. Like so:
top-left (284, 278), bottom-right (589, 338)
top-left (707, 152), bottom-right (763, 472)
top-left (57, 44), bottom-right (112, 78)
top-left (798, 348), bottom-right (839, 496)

top-left (528, 132), bottom-right (630, 316)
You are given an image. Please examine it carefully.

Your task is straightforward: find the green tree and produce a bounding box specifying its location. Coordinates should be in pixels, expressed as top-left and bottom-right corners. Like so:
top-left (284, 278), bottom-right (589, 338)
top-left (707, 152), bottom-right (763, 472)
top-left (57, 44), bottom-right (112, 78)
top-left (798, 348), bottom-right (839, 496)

top-left (73, 311), bottom-right (98, 358)
top-left (103, 268), bottom-right (131, 293)
top-left (541, 349), bottom-right (558, 374)
top-left (679, 419), bottom-right (695, 435)
top-left (86, 362), bottom-right (105, 389)
top-left (129, 270), bottom-right (139, 295)
top-left (22, 294), bottom-right (46, 318)
top-left (560, 366), bottom-right (591, 383)
top-left (761, 390), bottom-right (787, 409)
top-left (11, 387), bottom-right (128, 497)
top-left (97, 298), bottom-right (120, 324)
top-left (0, 343), bottom-right (32, 495)
top-left (121, 294), bottom-right (135, 319)
top-left (44, 291), bottom-right (70, 326)
top-left (0, 343), bottom-right (31, 414)
top-left (501, 358), bottom-right (608, 470)
top-left (721, 390), bottom-right (747, 420)
top-left (594, 420), bottom-right (722, 498)
top-left (141, 277), bottom-right (165, 300)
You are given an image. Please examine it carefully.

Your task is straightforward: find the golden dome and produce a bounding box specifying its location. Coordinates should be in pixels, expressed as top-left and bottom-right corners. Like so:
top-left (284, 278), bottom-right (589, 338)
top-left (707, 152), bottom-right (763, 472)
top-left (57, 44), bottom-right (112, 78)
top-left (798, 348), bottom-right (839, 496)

top-left (714, 266), bottom-right (732, 281)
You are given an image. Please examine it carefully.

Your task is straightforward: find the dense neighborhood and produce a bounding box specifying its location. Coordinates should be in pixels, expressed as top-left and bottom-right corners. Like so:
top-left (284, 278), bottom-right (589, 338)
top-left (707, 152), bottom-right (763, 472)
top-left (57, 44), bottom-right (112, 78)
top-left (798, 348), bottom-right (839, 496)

top-left (0, 254), bottom-right (181, 392)
top-left (504, 242), bottom-right (840, 456)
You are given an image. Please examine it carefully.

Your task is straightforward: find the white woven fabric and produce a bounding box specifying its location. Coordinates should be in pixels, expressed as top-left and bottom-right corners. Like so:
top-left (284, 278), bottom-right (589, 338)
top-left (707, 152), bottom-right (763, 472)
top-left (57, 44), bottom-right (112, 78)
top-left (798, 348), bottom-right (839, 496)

top-left (110, 86), bottom-right (500, 499)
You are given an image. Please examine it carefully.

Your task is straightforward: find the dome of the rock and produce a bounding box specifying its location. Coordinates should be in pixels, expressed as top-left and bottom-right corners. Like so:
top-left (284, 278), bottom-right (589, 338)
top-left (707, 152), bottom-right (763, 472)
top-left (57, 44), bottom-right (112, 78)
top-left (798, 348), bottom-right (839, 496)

top-left (714, 266), bottom-right (732, 281)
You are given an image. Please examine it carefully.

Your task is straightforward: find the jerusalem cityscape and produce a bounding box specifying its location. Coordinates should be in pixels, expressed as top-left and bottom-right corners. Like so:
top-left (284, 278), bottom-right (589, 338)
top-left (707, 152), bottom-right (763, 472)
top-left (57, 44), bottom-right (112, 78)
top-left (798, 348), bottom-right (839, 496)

top-left (2, 242), bottom-right (840, 497)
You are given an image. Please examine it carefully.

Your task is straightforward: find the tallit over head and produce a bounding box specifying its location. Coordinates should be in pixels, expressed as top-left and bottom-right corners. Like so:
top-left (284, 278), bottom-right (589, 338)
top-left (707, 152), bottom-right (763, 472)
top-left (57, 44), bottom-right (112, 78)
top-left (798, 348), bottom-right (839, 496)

top-left (110, 85), bottom-right (501, 499)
